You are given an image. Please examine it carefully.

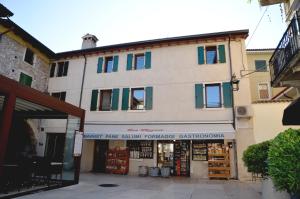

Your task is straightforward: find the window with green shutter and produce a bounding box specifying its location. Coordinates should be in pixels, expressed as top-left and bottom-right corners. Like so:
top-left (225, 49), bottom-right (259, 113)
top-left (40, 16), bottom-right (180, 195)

top-left (122, 88), bottom-right (130, 110)
top-left (145, 87), bottom-right (153, 110)
top-left (19, 72), bottom-right (32, 87)
top-left (113, 56), bottom-right (119, 72)
top-left (222, 82), bottom-right (233, 108)
top-left (195, 84), bottom-right (204, 108)
top-left (218, 45), bottom-right (226, 63)
top-left (126, 54), bottom-right (133, 70)
top-left (90, 89), bottom-right (98, 111)
top-left (97, 57), bottom-right (103, 73)
top-left (111, 88), bottom-right (119, 110)
top-left (198, 46), bottom-right (205, 65)
top-left (145, 51), bottom-right (151, 69)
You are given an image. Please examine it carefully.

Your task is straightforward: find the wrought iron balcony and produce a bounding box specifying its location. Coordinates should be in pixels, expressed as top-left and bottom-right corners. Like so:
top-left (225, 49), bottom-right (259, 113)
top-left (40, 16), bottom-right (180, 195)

top-left (270, 16), bottom-right (300, 87)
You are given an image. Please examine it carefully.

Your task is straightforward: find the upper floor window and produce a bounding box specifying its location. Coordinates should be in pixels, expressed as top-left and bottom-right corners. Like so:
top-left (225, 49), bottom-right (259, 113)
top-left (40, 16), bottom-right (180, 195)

top-left (90, 88), bottom-right (120, 111)
top-left (97, 56), bottom-right (119, 73)
top-left (255, 60), bottom-right (267, 71)
top-left (197, 45), bottom-right (226, 65)
top-left (205, 84), bottom-right (221, 108)
top-left (99, 89), bottom-right (112, 111)
top-left (126, 51), bottom-right (151, 70)
top-left (50, 61), bottom-right (69, 77)
top-left (104, 57), bottom-right (114, 73)
top-left (258, 83), bottom-right (270, 100)
top-left (24, 48), bottom-right (34, 65)
top-left (195, 82), bottom-right (232, 109)
top-left (131, 88), bottom-right (145, 110)
top-left (206, 46), bottom-right (217, 64)
top-left (19, 72), bottom-right (32, 87)
top-left (135, 54), bottom-right (145, 70)
top-left (51, 91), bottom-right (66, 101)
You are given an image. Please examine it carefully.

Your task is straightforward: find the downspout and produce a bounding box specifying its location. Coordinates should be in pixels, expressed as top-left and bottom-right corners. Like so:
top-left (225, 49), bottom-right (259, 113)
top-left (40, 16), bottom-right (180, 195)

top-left (79, 54), bottom-right (87, 108)
top-left (228, 35), bottom-right (239, 180)
top-left (74, 54), bottom-right (87, 183)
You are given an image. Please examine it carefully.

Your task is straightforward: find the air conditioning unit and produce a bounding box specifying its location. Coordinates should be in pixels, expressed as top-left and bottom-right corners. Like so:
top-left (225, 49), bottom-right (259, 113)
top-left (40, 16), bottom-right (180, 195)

top-left (235, 106), bottom-right (252, 118)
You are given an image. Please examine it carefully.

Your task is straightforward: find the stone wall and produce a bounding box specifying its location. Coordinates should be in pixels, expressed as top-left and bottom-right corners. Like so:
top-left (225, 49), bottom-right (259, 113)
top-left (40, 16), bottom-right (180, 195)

top-left (0, 34), bottom-right (50, 92)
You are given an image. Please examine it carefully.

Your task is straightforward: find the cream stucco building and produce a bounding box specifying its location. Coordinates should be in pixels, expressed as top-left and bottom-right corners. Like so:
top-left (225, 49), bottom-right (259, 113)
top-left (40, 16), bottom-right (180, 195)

top-left (46, 30), bottom-right (256, 180)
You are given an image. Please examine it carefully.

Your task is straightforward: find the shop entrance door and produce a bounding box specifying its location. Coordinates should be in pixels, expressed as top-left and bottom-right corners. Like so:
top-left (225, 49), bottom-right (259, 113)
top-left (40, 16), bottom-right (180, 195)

top-left (158, 142), bottom-right (174, 174)
top-left (93, 140), bottom-right (109, 172)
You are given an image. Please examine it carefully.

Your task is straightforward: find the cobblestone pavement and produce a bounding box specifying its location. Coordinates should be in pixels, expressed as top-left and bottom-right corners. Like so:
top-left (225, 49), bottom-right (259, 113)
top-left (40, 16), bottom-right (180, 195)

top-left (18, 173), bottom-right (262, 199)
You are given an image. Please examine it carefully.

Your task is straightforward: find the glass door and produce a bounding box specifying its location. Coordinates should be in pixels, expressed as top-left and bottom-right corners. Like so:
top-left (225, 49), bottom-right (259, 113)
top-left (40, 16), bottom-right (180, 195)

top-left (157, 142), bottom-right (174, 174)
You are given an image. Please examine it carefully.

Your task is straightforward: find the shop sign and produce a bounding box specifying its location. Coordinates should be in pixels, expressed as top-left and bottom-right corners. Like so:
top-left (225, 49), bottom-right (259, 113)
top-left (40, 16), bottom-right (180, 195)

top-left (84, 132), bottom-right (226, 140)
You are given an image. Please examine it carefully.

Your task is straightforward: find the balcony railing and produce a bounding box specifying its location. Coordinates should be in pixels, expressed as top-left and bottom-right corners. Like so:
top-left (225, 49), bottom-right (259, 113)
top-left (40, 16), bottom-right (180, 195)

top-left (270, 16), bottom-right (300, 86)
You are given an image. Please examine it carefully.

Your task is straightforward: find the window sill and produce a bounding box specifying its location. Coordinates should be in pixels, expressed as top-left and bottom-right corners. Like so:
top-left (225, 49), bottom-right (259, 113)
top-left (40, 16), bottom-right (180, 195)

top-left (127, 109), bottom-right (146, 113)
top-left (202, 107), bottom-right (227, 111)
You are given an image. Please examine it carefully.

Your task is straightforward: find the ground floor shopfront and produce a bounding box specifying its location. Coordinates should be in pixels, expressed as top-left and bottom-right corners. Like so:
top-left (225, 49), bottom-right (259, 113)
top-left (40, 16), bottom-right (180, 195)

top-left (81, 123), bottom-right (237, 179)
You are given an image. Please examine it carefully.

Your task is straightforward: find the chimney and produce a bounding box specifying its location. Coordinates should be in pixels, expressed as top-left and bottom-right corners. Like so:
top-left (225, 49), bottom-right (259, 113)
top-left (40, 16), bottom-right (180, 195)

top-left (81, 33), bottom-right (98, 49)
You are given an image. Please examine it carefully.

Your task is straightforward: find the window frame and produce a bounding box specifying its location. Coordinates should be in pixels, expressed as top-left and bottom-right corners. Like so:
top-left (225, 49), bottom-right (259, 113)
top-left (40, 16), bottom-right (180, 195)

top-left (204, 83), bottom-right (222, 108)
top-left (257, 82), bottom-right (271, 100)
top-left (99, 89), bottom-right (113, 111)
top-left (255, 60), bottom-right (268, 72)
top-left (19, 71), bottom-right (33, 87)
top-left (23, 48), bottom-right (35, 66)
top-left (205, 46), bottom-right (218, 64)
top-left (134, 53), bottom-right (145, 70)
top-left (130, 87), bottom-right (145, 110)
top-left (51, 91), bottom-right (66, 101)
top-left (104, 57), bottom-right (114, 73)
top-left (55, 61), bottom-right (69, 77)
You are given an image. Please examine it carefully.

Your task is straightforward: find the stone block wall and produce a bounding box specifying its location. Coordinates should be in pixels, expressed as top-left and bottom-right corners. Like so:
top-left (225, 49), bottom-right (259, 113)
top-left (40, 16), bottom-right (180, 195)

top-left (0, 34), bottom-right (50, 92)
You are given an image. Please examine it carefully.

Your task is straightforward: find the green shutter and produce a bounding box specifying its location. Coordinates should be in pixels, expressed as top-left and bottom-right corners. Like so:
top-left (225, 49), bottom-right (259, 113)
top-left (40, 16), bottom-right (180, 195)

top-left (113, 56), bottom-right (119, 72)
top-left (195, 84), bottom-right (204, 108)
top-left (122, 88), bottom-right (130, 110)
top-left (145, 51), bottom-right (151, 69)
top-left (90, 89), bottom-right (98, 111)
top-left (145, 87), bottom-right (153, 110)
top-left (97, 57), bottom-right (103, 73)
top-left (19, 72), bottom-right (32, 87)
top-left (222, 82), bottom-right (233, 108)
top-left (126, 54), bottom-right (133, 70)
top-left (218, 45), bottom-right (226, 63)
top-left (197, 46), bottom-right (205, 65)
top-left (111, 88), bottom-right (119, 110)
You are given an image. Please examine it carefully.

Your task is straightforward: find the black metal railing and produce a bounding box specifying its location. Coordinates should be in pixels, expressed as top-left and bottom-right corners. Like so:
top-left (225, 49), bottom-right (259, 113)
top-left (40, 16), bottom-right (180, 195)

top-left (270, 15), bottom-right (300, 85)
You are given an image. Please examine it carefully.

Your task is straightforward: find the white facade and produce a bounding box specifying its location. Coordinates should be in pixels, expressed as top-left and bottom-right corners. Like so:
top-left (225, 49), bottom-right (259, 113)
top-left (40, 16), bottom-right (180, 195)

top-left (48, 31), bottom-right (253, 179)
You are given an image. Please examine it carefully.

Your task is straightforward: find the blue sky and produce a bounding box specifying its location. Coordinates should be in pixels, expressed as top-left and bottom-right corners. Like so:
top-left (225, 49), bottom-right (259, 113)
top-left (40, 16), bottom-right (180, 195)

top-left (1, 0), bottom-right (286, 52)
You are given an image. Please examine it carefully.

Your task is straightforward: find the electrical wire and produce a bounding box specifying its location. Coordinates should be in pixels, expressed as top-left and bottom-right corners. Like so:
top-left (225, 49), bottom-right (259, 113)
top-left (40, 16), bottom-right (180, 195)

top-left (246, 7), bottom-right (269, 48)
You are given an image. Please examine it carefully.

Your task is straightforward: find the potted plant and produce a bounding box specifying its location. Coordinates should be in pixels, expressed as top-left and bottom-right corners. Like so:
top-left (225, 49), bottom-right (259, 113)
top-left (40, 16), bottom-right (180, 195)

top-left (268, 129), bottom-right (300, 199)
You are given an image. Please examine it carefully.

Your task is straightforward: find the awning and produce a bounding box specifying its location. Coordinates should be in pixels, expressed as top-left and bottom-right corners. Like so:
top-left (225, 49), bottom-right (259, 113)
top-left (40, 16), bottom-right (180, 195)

top-left (84, 123), bottom-right (235, 140)
top-left (283, 97), bottom-right (300, 125)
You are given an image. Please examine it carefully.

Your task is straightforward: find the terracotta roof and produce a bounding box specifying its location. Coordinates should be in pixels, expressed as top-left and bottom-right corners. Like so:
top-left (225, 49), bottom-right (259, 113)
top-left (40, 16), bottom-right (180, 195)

top-left (56, 29), bottom-right (249, 59)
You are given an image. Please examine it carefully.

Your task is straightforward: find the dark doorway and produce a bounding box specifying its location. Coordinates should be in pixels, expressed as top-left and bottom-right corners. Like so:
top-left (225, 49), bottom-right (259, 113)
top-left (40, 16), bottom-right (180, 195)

top-left (45, 133), bottom-right (65, 162)
top-left (93, 140), bottom-right (109, 172)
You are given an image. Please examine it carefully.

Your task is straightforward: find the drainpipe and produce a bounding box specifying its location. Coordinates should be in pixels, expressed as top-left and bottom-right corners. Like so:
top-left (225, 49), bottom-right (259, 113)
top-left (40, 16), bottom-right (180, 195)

top-left (79, 54), bottom-right (87, 108)
top-left (228, 35), bottom-right (239, 180)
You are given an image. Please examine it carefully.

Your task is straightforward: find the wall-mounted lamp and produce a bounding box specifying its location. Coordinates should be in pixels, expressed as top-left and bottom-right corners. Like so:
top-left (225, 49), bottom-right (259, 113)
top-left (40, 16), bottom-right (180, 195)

top-left (231, 74), bottom-right (240, 91)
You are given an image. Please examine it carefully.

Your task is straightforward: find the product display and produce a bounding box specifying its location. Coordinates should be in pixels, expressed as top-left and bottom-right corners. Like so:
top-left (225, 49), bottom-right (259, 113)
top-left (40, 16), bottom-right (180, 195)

top-left (174, 141), bottom-right (190, 176)
top-left (106, 147), bottom-right (129, 175)
top-left (127, 140), bottom-right (153, 159)
top-left (207, 143), bottom-right (230, 179)
top-left (192, 141), bottom-right (207, 161)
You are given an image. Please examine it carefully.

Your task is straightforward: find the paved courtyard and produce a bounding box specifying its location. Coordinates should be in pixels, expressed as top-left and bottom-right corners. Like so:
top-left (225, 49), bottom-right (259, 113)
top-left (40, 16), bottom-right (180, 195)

top-left (18, 173), bottom-right (261, 199)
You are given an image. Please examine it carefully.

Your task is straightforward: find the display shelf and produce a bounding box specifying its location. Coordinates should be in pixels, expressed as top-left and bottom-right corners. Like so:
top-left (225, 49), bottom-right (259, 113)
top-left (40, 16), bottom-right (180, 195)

top-left (192, 142), bottom-right (207, 161)
top-left (106, 147), bottom-right (129, 175)
top-left (208, 143), bottom-right (230, 180)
